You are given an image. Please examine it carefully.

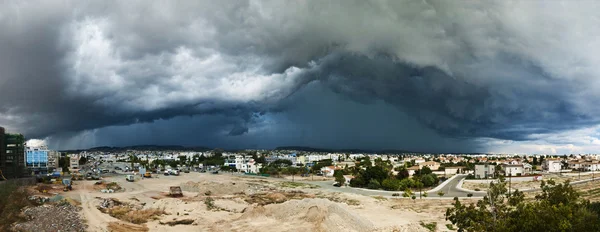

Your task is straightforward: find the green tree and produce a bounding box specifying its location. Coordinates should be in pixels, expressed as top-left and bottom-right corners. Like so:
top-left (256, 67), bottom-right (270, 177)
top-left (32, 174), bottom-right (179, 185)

top-left (445, 179), bottom-right (600, 232)
top-left (334, 170), bottom-right (345, 186)
top-left (381, 178), bottom-right (401, 191)
top-left (287, 167), bottom-right (300, 181)
top-left (421, 174), bottom-right (438, 187)
top-left (437, 191), bottom-right (445, 198)
top-left (78, 156), bottom-right (88, 165)
top-left (395, 167), bottom-right (410, 180)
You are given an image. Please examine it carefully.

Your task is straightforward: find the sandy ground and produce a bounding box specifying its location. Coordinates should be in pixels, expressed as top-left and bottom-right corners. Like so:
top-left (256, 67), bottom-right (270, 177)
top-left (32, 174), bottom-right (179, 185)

top-left (59, 173), bottom-right (461, 232)
top-left (462, 173), bottom-right (599, 192)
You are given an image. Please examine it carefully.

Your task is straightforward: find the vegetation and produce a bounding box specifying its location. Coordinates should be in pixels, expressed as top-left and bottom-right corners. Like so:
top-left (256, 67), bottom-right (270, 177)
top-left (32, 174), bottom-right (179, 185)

top-left (349, 157), bottom-right (440, 191)
top-left (446, 178), bottom-right (600, 232)
top-left (104, 206), bottom-right (165, 224)
top-left (0, 181), bottom-right (33, 231)
top-left (204, 197), bottom-right (216, 210)
top-left (420, 222), bottom-right (437, 232)
top-left (334, 170), bottom-right (345, 186)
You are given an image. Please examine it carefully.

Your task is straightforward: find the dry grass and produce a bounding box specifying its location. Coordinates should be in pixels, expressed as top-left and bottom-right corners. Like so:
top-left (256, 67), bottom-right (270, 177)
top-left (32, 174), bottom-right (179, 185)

top-left (159, 219), bottom-right (195, 226)
top-left (102, 206), bottom-right (166, 224)
top-left (371, 195), bottom-right (387, 201)
top-left (107, 221), bottom-right (149, 232)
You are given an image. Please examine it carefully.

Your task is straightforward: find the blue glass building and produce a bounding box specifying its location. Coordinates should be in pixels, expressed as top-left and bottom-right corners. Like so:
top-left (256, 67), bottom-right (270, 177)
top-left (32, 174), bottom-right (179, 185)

top-left (26, 148), bottom-right (49, 174)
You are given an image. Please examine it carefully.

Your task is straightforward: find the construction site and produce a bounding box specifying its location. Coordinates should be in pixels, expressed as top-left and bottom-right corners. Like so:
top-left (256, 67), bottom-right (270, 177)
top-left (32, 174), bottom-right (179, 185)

top-left (2, 170), bottom-right (467, 232)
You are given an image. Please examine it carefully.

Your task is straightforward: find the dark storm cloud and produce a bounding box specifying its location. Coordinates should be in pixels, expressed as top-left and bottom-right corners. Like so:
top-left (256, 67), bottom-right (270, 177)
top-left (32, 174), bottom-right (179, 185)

top-left (2, 0), bottom-right (600, 151)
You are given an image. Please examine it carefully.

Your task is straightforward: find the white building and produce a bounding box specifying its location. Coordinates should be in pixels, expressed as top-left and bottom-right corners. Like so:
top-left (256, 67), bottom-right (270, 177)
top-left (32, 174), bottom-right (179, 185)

top-left (582, 162), bottom-right (600, 172)
top-left (542, 159), bottom-right (562, 173)
top-left (69, 155), bottom-right (80, 171)
top-left (503, 164), bottom-right (524, 176)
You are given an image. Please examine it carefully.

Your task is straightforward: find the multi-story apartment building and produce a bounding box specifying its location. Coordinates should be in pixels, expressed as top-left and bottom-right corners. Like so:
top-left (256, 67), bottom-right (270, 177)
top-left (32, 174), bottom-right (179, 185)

top-left (47, 151), bottom-right (61, 172)
top-left (69, 154), bottom-right (81, 171)
top-left (0, 127), bottom-right (26, 179)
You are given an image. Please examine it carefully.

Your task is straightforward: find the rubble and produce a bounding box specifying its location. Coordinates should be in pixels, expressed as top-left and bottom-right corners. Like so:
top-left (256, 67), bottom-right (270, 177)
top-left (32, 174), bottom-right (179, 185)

top-left (13, 201), bottom-right (86, 232)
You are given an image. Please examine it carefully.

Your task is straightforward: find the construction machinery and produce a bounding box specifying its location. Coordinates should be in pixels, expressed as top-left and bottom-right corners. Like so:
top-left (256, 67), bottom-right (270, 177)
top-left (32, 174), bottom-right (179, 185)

top-left (144, 171), bottom-right (152, 178)
top-left (62, 179), bottom-right (72, 192)
top-left (169, 186), bottom-right (183, 197)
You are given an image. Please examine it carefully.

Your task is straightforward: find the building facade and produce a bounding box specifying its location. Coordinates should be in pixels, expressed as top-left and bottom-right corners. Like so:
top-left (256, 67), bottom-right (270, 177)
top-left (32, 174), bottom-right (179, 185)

top-left (542, 159), bottom-right (562, 173)
top-left (26, 147), bottom-right (49, 175)
top-left (0, 127), bottom-right (26, 179)
top-left (474, 164), bottom-right (495, 179)
top-left (69, 155), bottom-right (80, 171)
top-left (47, 151), bottom-right (61, 172)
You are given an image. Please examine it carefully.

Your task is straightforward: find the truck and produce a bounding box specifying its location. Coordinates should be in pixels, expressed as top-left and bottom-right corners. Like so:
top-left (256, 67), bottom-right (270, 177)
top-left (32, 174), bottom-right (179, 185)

top-left (169, 186), bottom-right (183, 197)
top-left (126, 175), bottom-right (135, 182)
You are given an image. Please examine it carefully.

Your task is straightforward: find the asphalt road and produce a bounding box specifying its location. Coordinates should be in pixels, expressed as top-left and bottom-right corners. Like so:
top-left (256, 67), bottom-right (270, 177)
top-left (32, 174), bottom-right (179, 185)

top-left (298, 174), bottom-right (487, 198)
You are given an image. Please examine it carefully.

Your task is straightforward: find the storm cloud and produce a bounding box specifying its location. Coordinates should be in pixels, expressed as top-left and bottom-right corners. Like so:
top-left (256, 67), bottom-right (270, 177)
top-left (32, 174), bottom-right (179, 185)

top-left (2, 0), bottom-right (600, 153)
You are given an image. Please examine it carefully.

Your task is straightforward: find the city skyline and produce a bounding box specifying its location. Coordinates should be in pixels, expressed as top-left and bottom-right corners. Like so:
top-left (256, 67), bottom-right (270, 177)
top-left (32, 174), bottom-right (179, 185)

top-left (2, 1), bottom-right (600, 154)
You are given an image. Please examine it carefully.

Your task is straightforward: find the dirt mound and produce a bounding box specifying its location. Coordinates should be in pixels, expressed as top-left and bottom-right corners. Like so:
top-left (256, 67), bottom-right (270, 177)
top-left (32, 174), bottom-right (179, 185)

top-left (232, 198), bottom-right (374, 232)
top-left (243, 190), bottom-right (314, 205)
top-left (181, 180), bottom-right (259, 195)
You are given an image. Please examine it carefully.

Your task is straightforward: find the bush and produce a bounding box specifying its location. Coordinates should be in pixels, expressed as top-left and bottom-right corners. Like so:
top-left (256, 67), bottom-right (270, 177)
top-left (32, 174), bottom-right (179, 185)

top-left (399, 178), bottom-right (414, 191)
top-left (205, 197), bottom-right (216, 210)
top-left (382, 178), bottom-right (401, 191)
top-left (421, 174), bottom-right (438, 187)
top-left (367, 179), bottom-right (381, 189)
top-left (349, 176), bottom-right (365, 187)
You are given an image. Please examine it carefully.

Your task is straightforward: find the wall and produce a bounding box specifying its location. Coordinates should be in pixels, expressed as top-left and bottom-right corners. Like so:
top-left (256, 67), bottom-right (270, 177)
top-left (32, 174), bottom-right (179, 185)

top-left (465, 175), bottom-right (543, 183)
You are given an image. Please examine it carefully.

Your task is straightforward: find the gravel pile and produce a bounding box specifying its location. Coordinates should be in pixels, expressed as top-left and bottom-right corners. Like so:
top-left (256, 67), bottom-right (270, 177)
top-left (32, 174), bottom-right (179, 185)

top-left (13, 203), bottom-right (86, 232)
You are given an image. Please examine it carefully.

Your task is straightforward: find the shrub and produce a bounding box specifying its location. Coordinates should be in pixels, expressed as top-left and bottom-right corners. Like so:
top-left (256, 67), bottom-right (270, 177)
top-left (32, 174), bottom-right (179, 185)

top-left (382, 178), bottom-right (401, 191)
top-left (205, 197), bottom-right (216, 210)
top-left (367, 179), bottom-right (381, 189)
top-left (349, 176), bottom-right (365, 187)
top-left (420, 222), bottom-right (437, 232)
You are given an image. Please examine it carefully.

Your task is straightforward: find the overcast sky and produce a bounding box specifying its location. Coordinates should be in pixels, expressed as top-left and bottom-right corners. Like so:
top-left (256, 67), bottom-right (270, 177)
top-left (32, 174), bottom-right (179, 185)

top-left (3, 0), bottom-right (600, 154)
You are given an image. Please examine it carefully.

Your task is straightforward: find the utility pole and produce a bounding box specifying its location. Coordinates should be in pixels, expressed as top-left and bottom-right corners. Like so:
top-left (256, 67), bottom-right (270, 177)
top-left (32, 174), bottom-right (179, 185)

top-left (508, 169), bottom-right (512, 197)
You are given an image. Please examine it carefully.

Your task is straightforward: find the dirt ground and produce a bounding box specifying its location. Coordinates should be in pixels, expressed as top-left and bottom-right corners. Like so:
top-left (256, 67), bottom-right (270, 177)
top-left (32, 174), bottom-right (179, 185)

top-left (55, 172), bottom-right (461, 232)
top-left (462, 173), bottom-right (599, 192)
